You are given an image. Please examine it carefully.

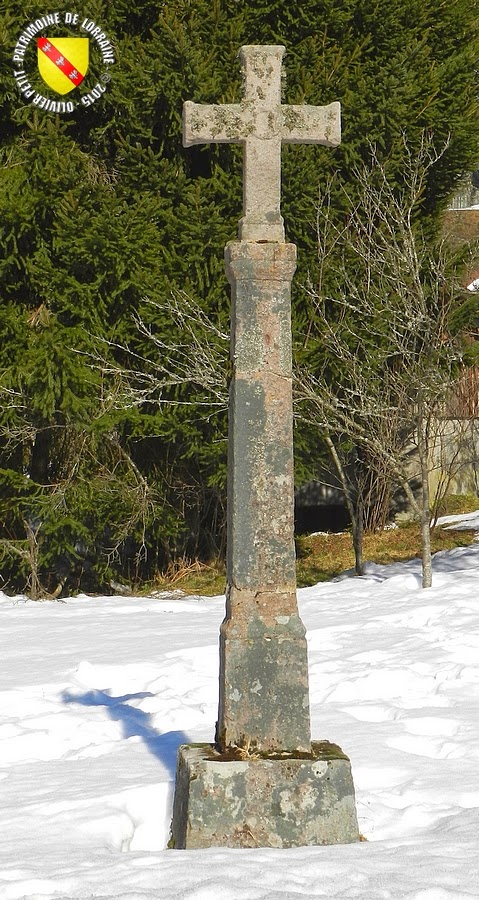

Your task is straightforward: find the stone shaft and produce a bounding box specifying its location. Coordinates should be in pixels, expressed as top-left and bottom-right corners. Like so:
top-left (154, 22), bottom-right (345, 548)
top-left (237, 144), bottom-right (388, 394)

top-left (216, 241), bottom-right (311, 755)
top-left (183, 45), bottom-right (341, 241)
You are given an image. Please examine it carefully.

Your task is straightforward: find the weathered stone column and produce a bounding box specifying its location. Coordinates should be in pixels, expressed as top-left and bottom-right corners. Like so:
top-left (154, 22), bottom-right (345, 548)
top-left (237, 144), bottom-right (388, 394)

top-left (170, 43), bottom-right (359, 851)
top-left (217, 241), bottom-right (311, 755)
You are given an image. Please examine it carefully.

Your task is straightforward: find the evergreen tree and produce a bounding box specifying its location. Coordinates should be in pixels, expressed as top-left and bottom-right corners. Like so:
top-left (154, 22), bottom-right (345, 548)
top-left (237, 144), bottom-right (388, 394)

top-left (0, 0), bottom-right (478, 594)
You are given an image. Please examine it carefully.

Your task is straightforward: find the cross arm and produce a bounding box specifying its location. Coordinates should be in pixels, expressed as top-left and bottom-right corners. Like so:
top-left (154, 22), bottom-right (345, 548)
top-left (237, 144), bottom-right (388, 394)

top-left (183, 101), bottom-right (245, 146)
top-left (282, 101), bottom-right (341, 147)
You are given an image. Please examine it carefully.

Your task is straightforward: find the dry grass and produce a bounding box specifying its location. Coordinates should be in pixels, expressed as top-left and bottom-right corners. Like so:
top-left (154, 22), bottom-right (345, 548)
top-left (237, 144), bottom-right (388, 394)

top-left (434, 492), bottom-right (479, 517)
top-left (151, 556), bottom-right (226, 596)
top-left (150, 496), bottom-right (478, 595)
top-left (296, 522), bottom-right (476, 587)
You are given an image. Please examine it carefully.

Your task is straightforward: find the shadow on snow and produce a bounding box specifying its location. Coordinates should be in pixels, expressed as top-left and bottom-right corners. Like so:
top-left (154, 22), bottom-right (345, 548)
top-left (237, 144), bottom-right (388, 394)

top-left (62, 688), bottom-right (189, 777)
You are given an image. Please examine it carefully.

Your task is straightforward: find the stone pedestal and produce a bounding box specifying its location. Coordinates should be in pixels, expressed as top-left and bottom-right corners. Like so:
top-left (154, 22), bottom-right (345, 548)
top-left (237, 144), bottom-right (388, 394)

top-left (170, 742), bottom-right (359, 849)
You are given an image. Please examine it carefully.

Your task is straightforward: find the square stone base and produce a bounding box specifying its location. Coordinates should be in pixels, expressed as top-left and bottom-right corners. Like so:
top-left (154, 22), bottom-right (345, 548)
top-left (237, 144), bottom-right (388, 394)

top-left (170, 741), bottom-right (359, 849)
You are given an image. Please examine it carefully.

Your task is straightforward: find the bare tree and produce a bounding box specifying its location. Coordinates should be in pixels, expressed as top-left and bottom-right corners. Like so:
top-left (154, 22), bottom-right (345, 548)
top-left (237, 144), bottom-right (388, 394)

top-left (0, 359), bottom-right (167, 598)
top-left (295, 136), bottom-right (475, 587)
top-left (98, 293), bottom-right (229, 414)
top-left (82, 140), bottom-right (478, 589)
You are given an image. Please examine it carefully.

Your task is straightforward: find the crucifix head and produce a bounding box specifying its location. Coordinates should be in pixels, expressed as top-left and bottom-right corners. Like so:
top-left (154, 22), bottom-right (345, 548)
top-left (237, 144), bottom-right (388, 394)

top-left (183, 45), bottom-right (341, 242)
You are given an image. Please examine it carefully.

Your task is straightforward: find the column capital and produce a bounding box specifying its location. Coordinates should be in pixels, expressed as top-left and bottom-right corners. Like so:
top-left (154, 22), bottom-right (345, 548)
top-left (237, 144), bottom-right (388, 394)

top-left (225, 241), bottom-right (297, 284)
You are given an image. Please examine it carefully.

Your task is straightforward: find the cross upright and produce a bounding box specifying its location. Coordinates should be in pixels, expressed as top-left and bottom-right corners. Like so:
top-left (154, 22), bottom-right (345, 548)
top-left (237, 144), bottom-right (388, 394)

top-left (183, 45), bottom-right (341, 242)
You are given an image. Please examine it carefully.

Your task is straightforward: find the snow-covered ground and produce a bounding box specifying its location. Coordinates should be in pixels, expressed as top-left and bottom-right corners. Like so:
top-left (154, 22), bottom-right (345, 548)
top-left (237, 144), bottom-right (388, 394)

top-left (1, 512), bottom-right (479, 900)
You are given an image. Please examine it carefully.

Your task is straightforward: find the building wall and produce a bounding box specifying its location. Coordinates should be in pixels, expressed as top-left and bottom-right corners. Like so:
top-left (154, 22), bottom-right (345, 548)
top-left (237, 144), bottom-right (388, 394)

top-left (428, 417), bottom-right (479, 500)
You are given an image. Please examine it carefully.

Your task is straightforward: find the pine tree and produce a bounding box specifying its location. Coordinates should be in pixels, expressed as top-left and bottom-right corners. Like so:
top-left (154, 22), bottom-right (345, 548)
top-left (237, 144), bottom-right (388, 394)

top-left (0, 0), bottom-right (478, 593)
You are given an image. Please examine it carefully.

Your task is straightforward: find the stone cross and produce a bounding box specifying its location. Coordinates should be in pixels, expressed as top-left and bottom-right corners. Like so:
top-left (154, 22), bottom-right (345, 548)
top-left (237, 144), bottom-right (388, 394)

top-left (183, 46), bottom-right (340, 753)
top-left (172, 46), bottom-right (358, 850)
top-left (183, 45), bottom-right (342, 757)
top-left (183, 44), bottom-right (340, 242)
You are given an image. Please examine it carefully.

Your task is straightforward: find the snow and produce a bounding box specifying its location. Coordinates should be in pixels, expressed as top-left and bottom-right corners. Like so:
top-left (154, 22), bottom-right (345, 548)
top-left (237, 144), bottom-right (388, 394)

top-left (1, 514), bottom-right (479, 899)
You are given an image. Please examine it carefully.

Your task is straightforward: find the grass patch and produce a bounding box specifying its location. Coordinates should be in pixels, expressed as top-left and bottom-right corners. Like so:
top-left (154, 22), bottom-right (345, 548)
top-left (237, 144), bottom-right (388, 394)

top-left (433, 493), bottom-right (479, 517)
top-left (296, 522), bottom-right (476, 587)
top-left (148, 496), bottom-right (478, 595)
top-left (150, 556), bottom-right (226, 597)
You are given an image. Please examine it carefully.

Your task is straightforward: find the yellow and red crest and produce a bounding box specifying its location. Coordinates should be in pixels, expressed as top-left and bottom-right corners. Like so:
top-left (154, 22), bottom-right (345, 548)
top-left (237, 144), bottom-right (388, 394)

top-left (37, 37), bottom-right (89, 95)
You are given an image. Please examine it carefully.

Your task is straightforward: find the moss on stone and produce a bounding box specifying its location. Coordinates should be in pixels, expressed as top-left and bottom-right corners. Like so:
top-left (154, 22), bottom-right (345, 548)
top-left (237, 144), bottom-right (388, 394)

top-left (182, 740), bottom-right (350, 763)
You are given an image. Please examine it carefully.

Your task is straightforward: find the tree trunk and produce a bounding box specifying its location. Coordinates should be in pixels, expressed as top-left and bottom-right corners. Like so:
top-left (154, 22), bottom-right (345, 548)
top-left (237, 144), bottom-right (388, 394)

top-left (417, 404), bottom-right (433, 589)
top-left (352, 493), bottom-right (363, 576)
top-left (325, 435), bottom-right (364, 576)
top-left (30, 427), bottom-right (52, 484)
top-left (25, 520), bottom-right (43, 600)
top-left (420, 457), bottom-right (432, 588)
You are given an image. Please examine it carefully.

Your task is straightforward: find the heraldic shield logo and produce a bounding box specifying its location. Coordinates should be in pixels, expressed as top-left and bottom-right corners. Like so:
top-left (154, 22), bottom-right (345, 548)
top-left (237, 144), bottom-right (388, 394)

top-left (37, 37), bottom-right (89, 94)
